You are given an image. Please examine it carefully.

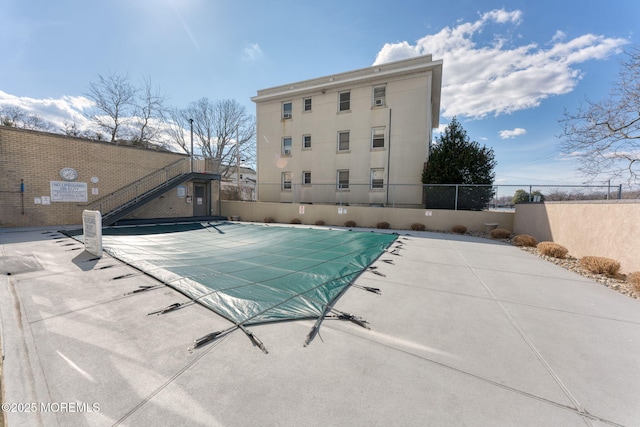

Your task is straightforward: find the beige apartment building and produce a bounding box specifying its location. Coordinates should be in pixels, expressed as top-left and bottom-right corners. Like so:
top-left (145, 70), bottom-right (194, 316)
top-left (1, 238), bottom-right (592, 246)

top-left (252, 54), bottom-right (443, 207)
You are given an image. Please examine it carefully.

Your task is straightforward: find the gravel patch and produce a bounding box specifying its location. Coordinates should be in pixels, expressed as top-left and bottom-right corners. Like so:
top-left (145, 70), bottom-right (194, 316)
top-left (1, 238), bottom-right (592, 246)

top-left (517, 246), bottom-right (639, 300)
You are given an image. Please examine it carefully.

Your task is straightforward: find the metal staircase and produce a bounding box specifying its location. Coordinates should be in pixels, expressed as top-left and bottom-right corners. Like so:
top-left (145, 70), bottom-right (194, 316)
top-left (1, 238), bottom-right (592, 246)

top-left (85, 158), bottom-right (220, 226)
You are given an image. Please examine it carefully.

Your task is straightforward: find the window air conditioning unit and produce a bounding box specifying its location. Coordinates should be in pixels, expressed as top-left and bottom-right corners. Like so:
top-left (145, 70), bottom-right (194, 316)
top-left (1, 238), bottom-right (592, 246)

top-left (283, 148), bottom-right (291, 155)
top-left (283, 112), bottom-right (292, 119)
top-left (375, 99), bottom-right (384, 106)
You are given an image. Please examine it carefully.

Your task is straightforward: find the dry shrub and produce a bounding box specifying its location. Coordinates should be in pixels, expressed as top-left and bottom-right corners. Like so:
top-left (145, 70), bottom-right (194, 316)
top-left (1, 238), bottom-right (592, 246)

top-left (627, 272), bottom-right (640, 293)
top-left (537, 242), bottom-right (568, 259)
top-left (376, 221), bottom-right (390, 229)
top-left (315, 220), bottom-right (325, 226)
top-left (411, 223), bottom-right (426, 231)
top-left (344, 220), bottom-right (357, 228)
top-left (513, 234), bottom-right (538, 247)
top-left (451, 225), bottom-right (467, 234)
top-left (290, 218), bottom-right (301, 224)
top-left (263, 217), bottom-right (275, 223)
top-left (580, 256), bottom-right (621, 276)
top-left (490, 228), bottom-right (512, 239)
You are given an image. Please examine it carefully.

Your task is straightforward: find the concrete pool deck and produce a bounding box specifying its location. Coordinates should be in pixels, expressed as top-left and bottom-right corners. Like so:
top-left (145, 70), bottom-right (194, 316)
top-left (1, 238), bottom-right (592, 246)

top-left (1, 223), bottom-right (639, 426)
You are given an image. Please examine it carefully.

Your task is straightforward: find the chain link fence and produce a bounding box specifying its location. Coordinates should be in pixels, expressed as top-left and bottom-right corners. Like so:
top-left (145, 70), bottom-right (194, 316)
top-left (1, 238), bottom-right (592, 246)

top-left (221, 182), bottom-right (628, 210)
top-left (426, 183), bottom-right (624, 211)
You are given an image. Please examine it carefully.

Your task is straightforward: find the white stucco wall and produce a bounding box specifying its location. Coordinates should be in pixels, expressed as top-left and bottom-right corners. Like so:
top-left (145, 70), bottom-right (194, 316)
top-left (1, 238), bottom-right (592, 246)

top-left (514, 201), bottom-right (640, 273)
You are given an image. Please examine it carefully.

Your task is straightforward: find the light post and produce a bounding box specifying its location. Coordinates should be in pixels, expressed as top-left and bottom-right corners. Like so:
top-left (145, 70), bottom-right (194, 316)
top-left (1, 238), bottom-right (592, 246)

top-left (189, 118), bottom-right (194, 173)
top-left (236, 125), bottom-right (240, 189)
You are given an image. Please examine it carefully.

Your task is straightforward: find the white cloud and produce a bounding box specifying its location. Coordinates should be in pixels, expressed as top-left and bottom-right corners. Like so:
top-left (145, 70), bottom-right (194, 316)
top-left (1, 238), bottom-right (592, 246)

top-left (373, 9), bottom-right (628, 119)
top-left (552, 30), bottom-right (566, 43)
top-left (0, 90), bottom-right (94, 130)
top-left (374, 41), bottom-right (422, 64)
top-left (482, 9), bottom-right (523, 24)
top-left (499, 128), bottom-right (527, 139)
top-left (432, 123), bottom-right (448, 136)
top-left (0, 90), bottom-right (189, 152)
top-left (242, 43), bottom-right (264, 61)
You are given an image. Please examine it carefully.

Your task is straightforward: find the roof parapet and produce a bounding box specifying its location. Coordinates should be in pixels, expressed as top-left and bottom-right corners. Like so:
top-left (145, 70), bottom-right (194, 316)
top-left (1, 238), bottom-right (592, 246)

top-left (252, 54), bottom-right (442, 104)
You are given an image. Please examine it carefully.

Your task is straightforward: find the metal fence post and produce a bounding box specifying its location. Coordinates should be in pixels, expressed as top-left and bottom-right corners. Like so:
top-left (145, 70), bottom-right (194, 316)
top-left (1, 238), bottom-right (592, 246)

top-left (493, 185), bottom-right (498, 209)
top-left (219, 182), bottom-right (624, 205)
top-left (392, 184), bottom-right (396, 208)
top-left (454, 185), bottom-right (459, 210)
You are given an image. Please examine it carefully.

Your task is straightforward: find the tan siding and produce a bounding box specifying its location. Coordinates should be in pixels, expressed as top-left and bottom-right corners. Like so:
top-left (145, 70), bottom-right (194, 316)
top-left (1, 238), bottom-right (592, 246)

top-left (0, 126), bottom-right (190, 227)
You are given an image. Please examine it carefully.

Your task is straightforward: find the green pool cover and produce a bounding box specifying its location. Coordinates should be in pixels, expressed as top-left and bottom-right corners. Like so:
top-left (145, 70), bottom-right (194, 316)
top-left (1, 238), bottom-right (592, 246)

top-left (96, 222), bottom-right (396, 330)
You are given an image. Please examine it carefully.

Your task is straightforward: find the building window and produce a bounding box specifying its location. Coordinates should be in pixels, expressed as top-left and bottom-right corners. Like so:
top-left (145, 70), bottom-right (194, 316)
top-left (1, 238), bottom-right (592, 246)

top-left (339, 91), bottom-right (350, 112)
top-left (337, 170), bottom-right (349, 190)
top-left (282, 137), bottom-right (292, 155)
top-left (282, 102), bottom-right (292, 119)
top-left (373, 85), bottom-right (386, 106)
top-left (282, 172), bottom-right (292, 190)
top-left (302, 171), bottom-right (312, 185)
top-left (303, 97), bottom-right (312, 112)
top-left (371, 168), bottom-right (384, 189)
top-left (303, 134), bottom-right (312, 149)
top-left (372, 127), bottom-right (385, 149)
top-left (338, 131), bottom-right (350, 151)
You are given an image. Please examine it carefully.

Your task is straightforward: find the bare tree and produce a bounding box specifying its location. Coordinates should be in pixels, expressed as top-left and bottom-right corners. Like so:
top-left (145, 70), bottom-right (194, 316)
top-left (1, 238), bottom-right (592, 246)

top-left (22, 114), bottom-right (55, 131)
top-left (0, 105), bottom-right (55, 131)
top-left (63, 120), bottom-right (83, 137)
top-left (63, 120), bottom-right (102, 140)
top-left (131, 77), bottom-right (169, 147)
top-left (560, 47), bottom-right (640, 184)
top-left (85, 72), bottom-right (138, 143)
top-left (164, 107), bottom-right (191, 154)
top-left (1, 105), bottom-right (27, 127)
top-left (181, 98), bottom-right (256, 177)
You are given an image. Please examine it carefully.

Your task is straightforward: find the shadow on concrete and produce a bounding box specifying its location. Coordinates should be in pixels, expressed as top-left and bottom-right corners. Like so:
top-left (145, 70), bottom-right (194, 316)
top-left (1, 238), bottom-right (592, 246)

top-left (72, 250), bottom-right (101, 271)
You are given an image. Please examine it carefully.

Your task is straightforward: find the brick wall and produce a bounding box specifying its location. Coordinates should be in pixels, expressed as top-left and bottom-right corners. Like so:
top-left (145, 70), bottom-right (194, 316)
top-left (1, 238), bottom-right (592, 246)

top-left (0, 126), bottom-right (190, 227)
top-left (127, 182), bottom-right (195, 219)
top-left (127, 181), bottom-right (221, 220)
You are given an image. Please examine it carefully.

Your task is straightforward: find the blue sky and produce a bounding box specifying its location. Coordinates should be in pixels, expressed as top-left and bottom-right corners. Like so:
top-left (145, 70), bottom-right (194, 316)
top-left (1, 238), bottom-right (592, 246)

top-left (1, 0), bottom-right (638, 186)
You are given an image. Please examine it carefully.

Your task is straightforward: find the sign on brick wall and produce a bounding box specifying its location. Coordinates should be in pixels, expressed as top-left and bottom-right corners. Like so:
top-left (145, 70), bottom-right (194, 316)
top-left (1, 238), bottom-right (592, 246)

top-left (50, 181), bottom-right (88, 202)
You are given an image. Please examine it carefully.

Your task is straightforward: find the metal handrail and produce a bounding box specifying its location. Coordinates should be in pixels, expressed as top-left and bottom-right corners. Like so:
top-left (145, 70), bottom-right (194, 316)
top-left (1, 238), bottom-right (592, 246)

top-left (86, 157), bottom-right (191, 215)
